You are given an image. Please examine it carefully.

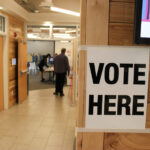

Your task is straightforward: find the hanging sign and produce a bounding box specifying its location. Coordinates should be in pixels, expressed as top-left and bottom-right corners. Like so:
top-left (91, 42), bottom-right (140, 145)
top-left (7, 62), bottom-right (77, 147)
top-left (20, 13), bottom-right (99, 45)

top-left (86, 46), bottom-right (149, 129)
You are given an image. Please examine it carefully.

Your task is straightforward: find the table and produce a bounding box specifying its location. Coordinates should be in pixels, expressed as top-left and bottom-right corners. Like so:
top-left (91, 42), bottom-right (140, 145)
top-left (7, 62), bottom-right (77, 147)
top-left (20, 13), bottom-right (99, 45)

top-left (44, 67), bottom-right (55, 83)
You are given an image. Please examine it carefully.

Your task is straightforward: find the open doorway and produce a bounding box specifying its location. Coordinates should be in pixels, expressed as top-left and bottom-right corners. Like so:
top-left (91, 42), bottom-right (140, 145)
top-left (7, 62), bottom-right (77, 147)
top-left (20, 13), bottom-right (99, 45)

top-left (27, 25), bottom-right (77, 92)
top-left (27, 40), bottom-right (55, 91)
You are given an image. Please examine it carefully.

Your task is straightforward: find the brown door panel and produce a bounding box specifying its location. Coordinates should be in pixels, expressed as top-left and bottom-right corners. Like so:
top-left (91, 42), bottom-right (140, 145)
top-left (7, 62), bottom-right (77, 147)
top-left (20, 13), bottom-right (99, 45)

top-left (18, 40), bottom-right (27, 103)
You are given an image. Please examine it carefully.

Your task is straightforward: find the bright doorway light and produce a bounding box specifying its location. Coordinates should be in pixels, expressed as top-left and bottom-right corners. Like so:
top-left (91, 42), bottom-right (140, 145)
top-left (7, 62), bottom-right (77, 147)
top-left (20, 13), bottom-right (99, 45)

top-left (60, 40), bottom-right (69, 43)
top-left (27, 33), bottom-right (39, 39)
top-left (53, 33), bottom-right (71, 37)
top-left (0, 6), bottom-right (3, 10)
top-left (65, 30), bottom-right (76, 33)
top-left (53, 28), bottom-right (66, 31)
top-left (50, 6), bottom-right (80, 17)
top-left (43, 21), bottom-right (52, 26)
top-left (53, 33), bottom-right (74, 39)
top-left (40, 27), bottom-right (49, 30)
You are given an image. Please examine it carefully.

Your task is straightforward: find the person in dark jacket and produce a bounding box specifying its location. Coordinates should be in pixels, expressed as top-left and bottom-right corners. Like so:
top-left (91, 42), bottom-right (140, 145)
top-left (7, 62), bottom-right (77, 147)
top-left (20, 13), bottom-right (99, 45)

top-left (54, 48), bottom-right (70, 96)
top-left (39, 54), bottom-right (51, 82)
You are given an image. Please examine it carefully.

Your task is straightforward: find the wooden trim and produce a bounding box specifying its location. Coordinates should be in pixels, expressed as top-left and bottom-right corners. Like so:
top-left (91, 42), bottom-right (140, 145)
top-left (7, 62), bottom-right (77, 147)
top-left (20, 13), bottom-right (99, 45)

top-left (76, 132), bottom-right (83, 150)
top-left (146, 103), bottom-right (150, 128)
top-left (72, 40), bottom-right (78, 105)
top-left (80, 0), bottom-right (87, 45)
top-left (82, 132), bottom-right (104, 150)
top-left (110, 1), bottom-right (135, 24)
top-left (77, 50), bottom-right (87, 127)
top-left (77, 132), bottom-right (104, 150)
top-left (86, 0), bottom-right (109, 45)
top-left (0, 36), bottom-right (4, 111)
top-left (109, 23), bottom-right (134, 46)
top-left (104, 133), bottom-right (150, 150)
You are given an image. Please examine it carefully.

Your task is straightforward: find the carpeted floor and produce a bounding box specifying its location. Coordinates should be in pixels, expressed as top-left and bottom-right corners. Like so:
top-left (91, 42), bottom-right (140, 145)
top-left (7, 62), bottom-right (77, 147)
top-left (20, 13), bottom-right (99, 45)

top-left (29, 71), bottom-right (55, 91)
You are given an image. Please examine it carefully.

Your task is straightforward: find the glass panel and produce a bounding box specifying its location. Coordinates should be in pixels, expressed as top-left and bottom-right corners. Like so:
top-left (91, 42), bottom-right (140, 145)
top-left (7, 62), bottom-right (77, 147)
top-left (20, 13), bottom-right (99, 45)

top-left (0, 17), bottom-right (2, 32)
top-left (0, 15), bottom-right (5, 33)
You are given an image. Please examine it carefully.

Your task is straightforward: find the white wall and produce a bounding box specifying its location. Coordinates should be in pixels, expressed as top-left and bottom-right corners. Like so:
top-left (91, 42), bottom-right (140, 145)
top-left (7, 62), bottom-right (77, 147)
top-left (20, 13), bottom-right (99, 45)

top-left (55, 41), bottom-right (73, 67)
top-left (27, 41), bottom-right (55, 56)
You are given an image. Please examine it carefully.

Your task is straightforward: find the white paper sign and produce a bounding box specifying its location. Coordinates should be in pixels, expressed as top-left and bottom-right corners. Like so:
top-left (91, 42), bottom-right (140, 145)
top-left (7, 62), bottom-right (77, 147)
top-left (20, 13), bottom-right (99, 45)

top-left (86, 46), bottom-right (149, 129)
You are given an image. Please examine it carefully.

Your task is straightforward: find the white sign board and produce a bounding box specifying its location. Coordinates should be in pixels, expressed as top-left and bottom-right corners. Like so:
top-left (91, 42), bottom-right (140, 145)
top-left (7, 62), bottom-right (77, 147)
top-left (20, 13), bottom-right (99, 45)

top-left (86, 46), bottom-right (149, 129)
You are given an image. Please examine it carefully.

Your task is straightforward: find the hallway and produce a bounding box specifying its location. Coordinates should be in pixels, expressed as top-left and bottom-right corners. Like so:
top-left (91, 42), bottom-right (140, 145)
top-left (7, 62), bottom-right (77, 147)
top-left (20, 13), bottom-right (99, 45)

top-left (0, 88), bottom-right (76, 150)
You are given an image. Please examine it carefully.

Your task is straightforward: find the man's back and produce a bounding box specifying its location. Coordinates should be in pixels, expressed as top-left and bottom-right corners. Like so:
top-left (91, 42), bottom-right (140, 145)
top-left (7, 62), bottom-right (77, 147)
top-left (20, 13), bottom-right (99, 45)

top-left (54, 54), bottom-right (70, 73)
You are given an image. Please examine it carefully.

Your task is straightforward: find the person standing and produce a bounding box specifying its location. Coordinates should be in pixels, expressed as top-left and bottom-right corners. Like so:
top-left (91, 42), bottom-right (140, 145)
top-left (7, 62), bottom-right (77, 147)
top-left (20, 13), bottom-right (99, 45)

top-left (54, 48), bottom-right (70, 96)
top-left (39, 54), bottom-right (51, 82)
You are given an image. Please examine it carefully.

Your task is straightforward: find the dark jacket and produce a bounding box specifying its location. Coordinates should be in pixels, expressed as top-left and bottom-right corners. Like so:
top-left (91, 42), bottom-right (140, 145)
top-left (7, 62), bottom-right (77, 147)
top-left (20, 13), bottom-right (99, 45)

top-left (54, 54), bottom-right (70, 74)
top-left (39, 56), bottom-right (48, 68)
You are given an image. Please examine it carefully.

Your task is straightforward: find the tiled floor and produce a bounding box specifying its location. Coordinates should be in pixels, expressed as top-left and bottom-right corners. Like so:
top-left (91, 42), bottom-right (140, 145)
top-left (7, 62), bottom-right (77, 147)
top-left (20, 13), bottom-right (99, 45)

top-left (0, 87), bottom-right (76, 150)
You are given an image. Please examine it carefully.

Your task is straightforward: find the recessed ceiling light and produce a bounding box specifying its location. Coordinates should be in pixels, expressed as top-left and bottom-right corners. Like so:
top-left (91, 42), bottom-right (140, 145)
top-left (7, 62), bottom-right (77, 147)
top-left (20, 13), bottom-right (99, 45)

top-left (0, 6), bottom-right (3, 10)
top-left (60, 40), bottom-right (69, 43)
top-left (40, 27), bottom-right (49, 30)
top-left (43, 22), bottom-right (52, 26)
top-left (66, 30), bottom-right (76, 33)
top-left (53, 33), bottom-right (74, 39)
top-left (50, 7), bottom-right (80, 17)
top-left (53, 28), bottom-right (66, 30)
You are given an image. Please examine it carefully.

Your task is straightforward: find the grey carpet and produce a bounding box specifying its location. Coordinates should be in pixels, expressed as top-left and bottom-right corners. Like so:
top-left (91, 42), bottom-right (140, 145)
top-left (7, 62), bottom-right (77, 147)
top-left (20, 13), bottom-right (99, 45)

top-left (29, 71), bottom-right (55, 91)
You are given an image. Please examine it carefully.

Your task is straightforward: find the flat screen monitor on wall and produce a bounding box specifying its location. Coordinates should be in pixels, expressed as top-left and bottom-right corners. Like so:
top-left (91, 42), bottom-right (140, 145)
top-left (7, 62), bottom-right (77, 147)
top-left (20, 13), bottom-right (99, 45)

top-left (134, 0), bottom-right (150, 44)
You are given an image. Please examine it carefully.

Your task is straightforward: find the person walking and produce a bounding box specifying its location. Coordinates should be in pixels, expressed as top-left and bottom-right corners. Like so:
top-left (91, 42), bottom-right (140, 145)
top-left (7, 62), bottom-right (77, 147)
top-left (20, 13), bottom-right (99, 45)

top-left (54, 48), bottom-right (70, 96)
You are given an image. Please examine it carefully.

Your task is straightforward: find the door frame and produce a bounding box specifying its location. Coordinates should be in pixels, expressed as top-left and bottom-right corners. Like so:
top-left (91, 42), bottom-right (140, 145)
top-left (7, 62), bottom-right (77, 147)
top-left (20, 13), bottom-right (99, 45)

top-left (0, 13), bottom-right (9, 110)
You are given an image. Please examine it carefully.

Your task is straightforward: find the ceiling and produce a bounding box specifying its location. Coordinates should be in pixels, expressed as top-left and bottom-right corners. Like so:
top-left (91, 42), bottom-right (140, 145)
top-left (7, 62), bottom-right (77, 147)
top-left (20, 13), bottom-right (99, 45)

top-left (0, 0), bottom-right (80, 26)
top-left (14, 0), bottom-right (80, 13)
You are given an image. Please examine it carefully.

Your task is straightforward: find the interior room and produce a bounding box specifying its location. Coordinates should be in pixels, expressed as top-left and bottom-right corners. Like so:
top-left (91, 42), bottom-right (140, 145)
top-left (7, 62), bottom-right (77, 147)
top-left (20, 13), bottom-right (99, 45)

top-left (27, 25), bottom-right (77, 91)
top-left (27, 40), bottom-right (55, 90)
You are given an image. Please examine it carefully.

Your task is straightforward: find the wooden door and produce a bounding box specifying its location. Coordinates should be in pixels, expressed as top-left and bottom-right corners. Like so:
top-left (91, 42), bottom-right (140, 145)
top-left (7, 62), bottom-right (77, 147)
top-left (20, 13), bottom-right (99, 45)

top-left (0, 36), bottom-right (4, 111)
top-left (18, 39), bottom-right (27, 103)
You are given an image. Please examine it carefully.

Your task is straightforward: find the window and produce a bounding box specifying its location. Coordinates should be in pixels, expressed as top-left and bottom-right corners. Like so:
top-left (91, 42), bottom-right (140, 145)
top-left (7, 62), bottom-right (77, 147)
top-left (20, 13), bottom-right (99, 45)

top-left (0, 15), bottom-right (5, 33)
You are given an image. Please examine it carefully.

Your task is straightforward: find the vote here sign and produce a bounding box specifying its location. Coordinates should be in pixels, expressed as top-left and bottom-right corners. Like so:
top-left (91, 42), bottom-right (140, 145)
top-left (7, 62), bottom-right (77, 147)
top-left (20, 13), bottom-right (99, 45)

top-left (85, 46), bottom-right (149, 129)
